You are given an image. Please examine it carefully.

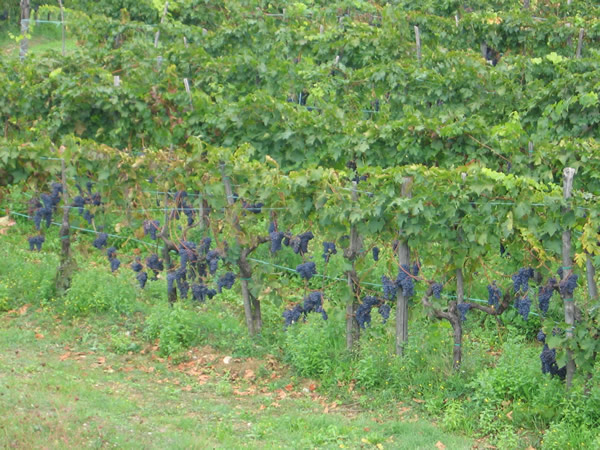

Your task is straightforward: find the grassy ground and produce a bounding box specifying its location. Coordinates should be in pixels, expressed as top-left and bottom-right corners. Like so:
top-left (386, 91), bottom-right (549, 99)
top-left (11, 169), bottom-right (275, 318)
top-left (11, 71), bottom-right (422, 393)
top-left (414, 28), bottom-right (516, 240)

top-left (0, 308), bottom-right (473, 449)
top-left (0, 26), bottom-right (77, 57)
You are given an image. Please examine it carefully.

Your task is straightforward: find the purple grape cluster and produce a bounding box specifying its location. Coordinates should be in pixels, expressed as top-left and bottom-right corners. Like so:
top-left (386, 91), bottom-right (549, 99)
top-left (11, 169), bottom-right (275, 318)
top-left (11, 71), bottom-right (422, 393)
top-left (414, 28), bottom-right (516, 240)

top-left (191, 283), bottom-right (217, 303)
top-left (538, 278), bottom-right (557, 315)
top-left (487, 283), bottom-right (502, 308)
top-left (290, 231), bottom-right (314, 255)
top-left (558, 270), bottom-right (578, 298)
top-left (322, 242), bottom-right (337, 262)
top-left (28, 235), bottom-right (45, 251)
top-left (457, 302), bottom-right (471, 322)
top-left (146, 254), bottom-right (164, 278)
top-left (283, 304), bottom-right (304, 327)
top-left (296, 262), bottom-right (317, 280)
top-left (174, 191), bottom-right (196, 226)
top-left (372, 247), bottom-right (380, 262)
top-left (110, 258), bottom-right (121, 272)
top-left (217, 272), bottom-right (236, 292)
top-left (270, 232), bottom-right (285, 254)
top-left (395, 264), bottom-right (417, 298)
top-left (540, 345), bottom-right (566, 379)
top-left (303, 291), bottom-right (328, 320)
top-left (93, 232), bottom-right (108, 249)
top-left (206, 250), bottom-right (220, 275)
top-left (167, 272), bottom-right (177, 295)
top-left (378, 303), bottom-right (391, 323)
top-left (355, 296), bottom-right (381, 329)
top-left (131, 258), bottom-right (143, 273)
top-left (176, 273), bottom-right (189, 299)
top-left (381, 275), bottom-right (397, 300)
top-left (512, 268), bottom-right (534, 293)
top-left (179, 241), bottom-right (198, 273)
top-left (268, 222), bottom-right (276, 233)
top-left (537, 330), bottom-right (546, 342)
top-left (199, 237), bottom-right (212, 254)
top-left (515, 295), bottom-right (531, 320)
top-left (143, 220), bottom-right (160, 240)
top-left (136, 271), bottom-right (148, 288)
top-left (432, 283), bottom-right (443, 299)
top-left (83, 209), bottom-right (94, 225)
top-left (107, 246), bottom-right (117, 260)
top-left (243, 201), bottom-right (264, 214)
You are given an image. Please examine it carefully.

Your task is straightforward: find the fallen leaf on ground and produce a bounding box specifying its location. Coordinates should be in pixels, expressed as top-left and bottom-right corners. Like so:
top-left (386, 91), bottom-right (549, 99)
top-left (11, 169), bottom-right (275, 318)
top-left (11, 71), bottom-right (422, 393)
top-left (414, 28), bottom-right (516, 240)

top-left (60, 352), bottom-right (71, 361)
top-left (435, 441), bottom-right (446, 450)
top-left (35, 333), bottom-right (44, 339)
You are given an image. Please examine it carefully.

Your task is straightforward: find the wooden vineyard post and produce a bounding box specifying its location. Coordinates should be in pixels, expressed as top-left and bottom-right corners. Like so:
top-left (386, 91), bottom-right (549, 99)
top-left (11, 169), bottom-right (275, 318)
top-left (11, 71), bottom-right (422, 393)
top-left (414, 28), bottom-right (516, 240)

top-left (58, 0), bottom-right (65, 56)
top-left (586, 254), bottom-right (597, 300)
top-left (154, 2), bottom-right (169, 48)
top-left (20, 0), bottom-right (30, 61)
top-left (414, 26), bottom-right (421, 62)
top-left (395, 177), bottom-right (412, 356)
top-left (524, 0), bottom-right (530, 9)
top-left (456, 268), bottom-right (464, 303)
top-left (221, 162), bottom-right (256, 335)
top-left (345, 181), bottom-right (361, 351)
top-left (161, 192), bottom-right (177, 305)
top-left (576, 28), bottom-right (584, 58)
top-left (114, 76), bottom-right (120, 87)
top-left (562, 167), bottom-right (576, 388)
top-left (55, 159), bottom-right (76, 295)
top-left (480, 42), bottom-right (488, 59)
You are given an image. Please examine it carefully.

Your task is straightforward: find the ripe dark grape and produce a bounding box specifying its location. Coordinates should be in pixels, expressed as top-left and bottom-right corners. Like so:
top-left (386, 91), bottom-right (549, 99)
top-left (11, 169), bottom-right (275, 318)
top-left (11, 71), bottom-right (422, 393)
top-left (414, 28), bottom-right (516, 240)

top-left (179, 241), bottom-right (198, 273)
top-left (83, 209), bottom-right (94, 225)
top-left (355, 296), bottom-right (380, 329)
top-left (270, 231), bottom-right (284, 254)
top-left (136, 271), bottom-right (148, 288)
top-left (268, 222), bottom-right (276, 233)
top-left (322, 242), bottom-right (337, 262)
top-left (537, 330), bottom-right (546, 343)
top-left (538, 278), bottom-right (557, 315)
top-left (107, 246), bottom-right (117, 260)
top-left (146, 254), bottom-right (164, 277)
top-left (378, 303), bottom-right (391, 323)
top-left (110, 258), bottom-right (121, 272)
top-left (558, 273), bottom-right (578, 298)
top-left (432, 283), bottom-right (443, 299)
top-left (167, 272), bottom-right (177, 295)
top-left (457, 302), bottom-right (471, 322)
top-left (512, 267), bottom-right (534, 293)
top-left (283, 304), bottom-right (304, 327)
top-left (243, 201), bottom-right (264, 214)
top-left (199, 237), bottom-right (211, 254)
top-left (381, 275), bottom-right (397, 300)
top-left (217, 272), bottom-right (236, 292)
top-left (131, 258), bottom-right (143, 273)
top-left (72, 196), bottom-right (85, 215)
top-left (93, 232), bottom-right (108, 249)
top-left (291, 231), bottom-right (314, 255)
top-left (487, 283), bottom-right (501, 308)
top-left (395, 265), bottom-right (415, 297)
top-left (302, 291), bottom-right (327, 320)
top-left (296, 262), bottom-right (317, 280)
top-left (176, 275), bottom-right (189, 299)
top-left (515, 295), bottom-right (531, 320)
top-left (28, 235), bottom-right (45, 251)
top-left (143, 220), bottom-right (160, 240)
top-left (206, 250), bottom-right (220, 275)
top-left (540, 344), bottom-right (566, 379)
top-left (372, 246), bottom-right (380, 262)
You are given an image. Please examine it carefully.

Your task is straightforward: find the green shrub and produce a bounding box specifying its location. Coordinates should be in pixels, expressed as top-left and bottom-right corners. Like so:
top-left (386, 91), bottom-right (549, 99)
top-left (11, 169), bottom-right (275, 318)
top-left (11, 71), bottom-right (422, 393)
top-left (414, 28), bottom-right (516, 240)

top-left (60, 267), bottom-right (137, 316)
top-left (143, 303), bottom-right (204, 356)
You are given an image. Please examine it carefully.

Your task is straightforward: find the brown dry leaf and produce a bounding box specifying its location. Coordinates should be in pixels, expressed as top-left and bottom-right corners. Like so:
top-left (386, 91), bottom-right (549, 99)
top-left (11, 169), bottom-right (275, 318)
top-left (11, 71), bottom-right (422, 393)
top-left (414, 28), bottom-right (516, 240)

top-left (0, 216), bottom-right (16, 235)
top-left (308, 383), bottom-right (317, 392)
top-left (96, 357), bottom-right (106, 365)
top-left (412, 398), bottom-right (425, 404)
top-left (18, 304), bottom-right (30, 316)
top-left (259, 404), bottom-right (266, 411)
top-left (60, 352), bottom-right (71, 361)
top-left (435, 441), bottom-right (446, 450)
top-left (323, 406), bottom-right (329, 414)
top-left (506, 410), bottom-right (513, 420)
top-left (284, 383), bottom-right (293, 392)
top-left (181, 385), bottom-right (192, 392)
top-left (243, 369), bottom-right (255, 380)
top-left (35, 333), bottom-right (44, 339)
top-left (270, 402), bottom-right (280, 408)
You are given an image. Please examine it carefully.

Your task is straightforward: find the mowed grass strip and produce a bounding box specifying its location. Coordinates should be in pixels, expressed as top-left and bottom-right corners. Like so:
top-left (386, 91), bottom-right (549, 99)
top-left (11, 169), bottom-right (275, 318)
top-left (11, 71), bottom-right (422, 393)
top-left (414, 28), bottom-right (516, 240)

top-left (0, 310), bottom-right (473, 449)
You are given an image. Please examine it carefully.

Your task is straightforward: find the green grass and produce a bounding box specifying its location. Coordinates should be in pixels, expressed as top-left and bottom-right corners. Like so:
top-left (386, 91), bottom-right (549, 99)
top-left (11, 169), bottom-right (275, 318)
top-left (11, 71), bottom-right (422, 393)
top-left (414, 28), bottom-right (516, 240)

top-left (0, 26), bottom-right (77, 57)
top-left (0, 308), bottom-right (473, 449)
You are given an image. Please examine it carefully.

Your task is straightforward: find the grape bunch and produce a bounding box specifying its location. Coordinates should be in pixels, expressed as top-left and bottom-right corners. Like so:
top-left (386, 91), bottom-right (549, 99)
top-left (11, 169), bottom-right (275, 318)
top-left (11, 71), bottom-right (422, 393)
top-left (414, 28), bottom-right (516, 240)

top-left (381, 275), bottom-right (397, 300)
top-left (512, 267), bottom-right (534, 293)
top-left (322, 242), bottom-right (337, 262)
top-left (538, 278), bottom-right (557, 315)
top-left (28, 235), bottom-right (45, 251)
top-left (217, 272), bottom-right (236, 292)
top-left (290, 231), bottom-right (314, 255)
top-left (146, 254), bottom-right (164, 278)
top-left (83, 209), bottom-right (94, 225)
top-left (131, 257), bottom-right (143, 273)
top-left (110, 258), bottom-right (121, 272)
top-left (176, 273), bottom-right (190, 299)
top-left (515, 294), bottom-right (531, 320)
top-left (167, 272), bottom-right (177, 295)
top-left (395, 264), bottom-right (417, 297)
top-left (199, 237), bottom-right (212, 254)
top-left (174, 191), bottom-right (196, 226)
top-left (557, 268), bottom-right (578, 298)
top-left (206, 250), bottom-right (220, 275)
top-left (296, 262), bottom-right (317, 280)
top-left (537, 330), bottom-right (546, 342)
top-left (372, 246), bottom-right (380, 262)
top-left (136, 271), bottom-right (148, 289)
top-left (432, 282), bottom-right (443, 299)
top-left (179, 241), bottom-right (198, 273)
top-left (487, 283), bottom-right (502, 308)
top-left (457, 302), bottom-right (471, 322)
top-left (143, 220), bottom-right (160, 240)
top-left (540, 344), bottom-right (566, 379)
top-left (303, 291), bottom-right (328, 320)
top-left (355, 296), bottom-right (380, 329)
top-left (191, 283), bottom-right (217, 303)
top-left (268, 221), bottom-right (276, 233)
top-left (270, 231), bottom-right (285, 254)
top-left (243, 201), bottom-right (264, 214)
top-left (378, 303), bottom-right (391, 323)
top-left (107, 246), bottom-right (117, 260)
top-left (93, 232), bottom-right (108, 249)
top-left (283, 304), bottom-right (304, 327)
